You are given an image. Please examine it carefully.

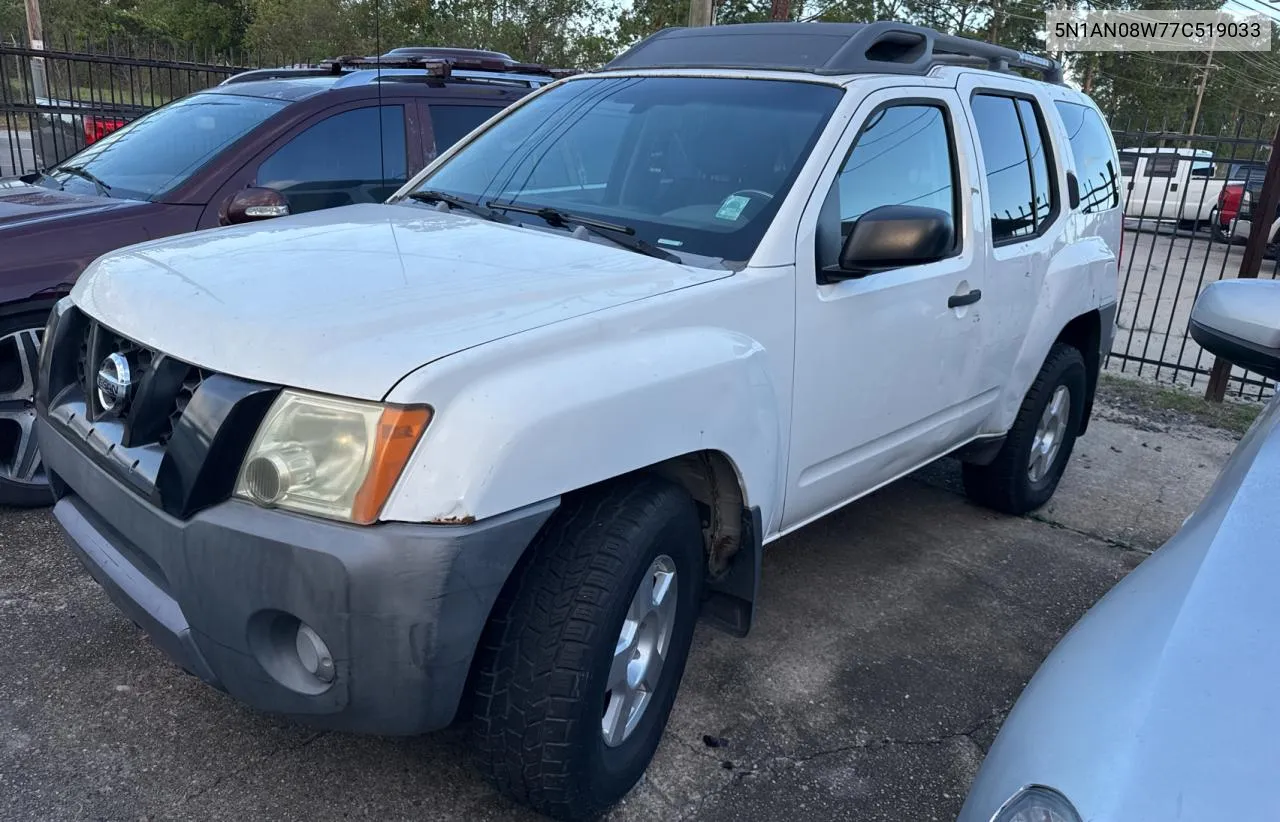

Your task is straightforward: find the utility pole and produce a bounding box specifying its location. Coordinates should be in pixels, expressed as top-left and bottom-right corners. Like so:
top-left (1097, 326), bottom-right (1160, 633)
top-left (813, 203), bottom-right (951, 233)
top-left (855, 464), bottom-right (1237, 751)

top-left (1187, 29), bottom-right (1217, 144)
top-left (23, 0), bottom-right (48, 101)
top-left (689, 0), bottom-right (713, 27)
top-left (770, 0), bottom-right (791, 21)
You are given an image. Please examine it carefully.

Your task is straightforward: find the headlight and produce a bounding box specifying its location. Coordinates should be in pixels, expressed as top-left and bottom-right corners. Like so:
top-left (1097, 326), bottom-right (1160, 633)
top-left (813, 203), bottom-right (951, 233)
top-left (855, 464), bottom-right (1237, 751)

top-left (234, 390), bottom-right (431, 524)
top-left (991, 786), bottom-right (1082, 822)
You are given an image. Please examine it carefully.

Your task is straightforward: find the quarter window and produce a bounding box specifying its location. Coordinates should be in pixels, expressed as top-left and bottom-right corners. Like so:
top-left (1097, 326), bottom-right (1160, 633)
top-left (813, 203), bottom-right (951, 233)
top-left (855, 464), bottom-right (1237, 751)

top-left (820, 103), bottom-right (958, 268)
top-left (258, 105), bottom-right (408, 214)
top-left (970, 93), bottom-right (1057, 243)
top-left (1053, 101), bottom-right (1120, 213)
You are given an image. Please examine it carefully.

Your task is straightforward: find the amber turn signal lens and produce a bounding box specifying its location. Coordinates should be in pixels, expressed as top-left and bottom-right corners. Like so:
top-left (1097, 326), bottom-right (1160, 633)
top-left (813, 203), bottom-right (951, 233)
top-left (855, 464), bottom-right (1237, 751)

top-left (351, 406), bottom-right (433, 525)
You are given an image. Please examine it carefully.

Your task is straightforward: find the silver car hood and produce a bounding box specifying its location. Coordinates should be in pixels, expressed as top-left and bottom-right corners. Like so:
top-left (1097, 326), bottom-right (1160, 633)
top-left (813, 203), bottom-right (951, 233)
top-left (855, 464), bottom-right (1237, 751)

top-left (961, 395), bottom-right (1280, 822)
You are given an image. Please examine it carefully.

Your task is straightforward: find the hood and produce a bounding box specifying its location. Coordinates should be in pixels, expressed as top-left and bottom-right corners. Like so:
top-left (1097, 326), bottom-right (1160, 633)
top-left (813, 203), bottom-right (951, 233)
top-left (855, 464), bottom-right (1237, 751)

top-left (961, 397), bottom-right (1280, 822)
top-left (72, 203), bottom-right (730, 400)
top-left (0, 176), bottom-right (141, 228)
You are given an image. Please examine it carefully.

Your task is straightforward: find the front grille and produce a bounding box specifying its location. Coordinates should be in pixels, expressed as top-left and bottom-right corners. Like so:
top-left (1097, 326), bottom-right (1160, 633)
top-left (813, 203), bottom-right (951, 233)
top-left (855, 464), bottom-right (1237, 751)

top-left (162, 368), bottom-right (208, 446)
top-left (75, 319), bottom-right (208, 448)
top-left (43, 305), bottom-right (282, 519)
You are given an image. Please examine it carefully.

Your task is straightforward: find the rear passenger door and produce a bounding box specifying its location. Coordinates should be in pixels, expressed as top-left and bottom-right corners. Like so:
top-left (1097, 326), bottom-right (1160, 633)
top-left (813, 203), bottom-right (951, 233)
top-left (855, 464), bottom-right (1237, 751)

top-left (1131, 153), bottom-right (1178, 220)
top-left (956, 79), bottom-right (1063, 412)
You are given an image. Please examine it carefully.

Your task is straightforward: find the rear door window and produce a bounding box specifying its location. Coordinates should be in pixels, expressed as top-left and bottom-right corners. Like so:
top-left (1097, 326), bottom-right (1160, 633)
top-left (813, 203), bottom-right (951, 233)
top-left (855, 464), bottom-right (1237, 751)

top-left (257, 105), bottom-right (408, 214)
top-left (1053, 101), bottom-right (1120, 213)
top-left (428, 105), bottom-right (506, 157)
top-left (970, 93), bottom-right (1057, 243)
top-left (1144, 154), bottom-right (1178, 177)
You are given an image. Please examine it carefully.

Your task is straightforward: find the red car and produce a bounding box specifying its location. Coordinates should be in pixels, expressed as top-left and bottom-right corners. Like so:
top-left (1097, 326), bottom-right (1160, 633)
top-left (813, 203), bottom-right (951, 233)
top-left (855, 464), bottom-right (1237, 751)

top-left (1212, 161), bottom-right (1267, 244)
top-left (0, 49), bottom-right (559, 506)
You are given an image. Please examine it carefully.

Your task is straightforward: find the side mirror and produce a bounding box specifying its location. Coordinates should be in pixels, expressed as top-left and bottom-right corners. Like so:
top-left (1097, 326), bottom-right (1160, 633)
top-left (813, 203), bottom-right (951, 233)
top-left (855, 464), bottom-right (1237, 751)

top-left (1066, 172), bottom-right (1081, 210)
top-left (827, 204), bottom-right (954, 281)
top-left (221, 187), bottom-right (290, 226)
top-left (1189, 279), bottom-right (1280, 381)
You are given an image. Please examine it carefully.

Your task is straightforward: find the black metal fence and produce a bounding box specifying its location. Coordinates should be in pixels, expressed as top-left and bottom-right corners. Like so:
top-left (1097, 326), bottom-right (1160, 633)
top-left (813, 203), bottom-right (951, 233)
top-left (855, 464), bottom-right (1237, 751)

top-left (0, 34), bottom-right (262, 176)
top-left (1106, 111), bottom-right (1277, 401)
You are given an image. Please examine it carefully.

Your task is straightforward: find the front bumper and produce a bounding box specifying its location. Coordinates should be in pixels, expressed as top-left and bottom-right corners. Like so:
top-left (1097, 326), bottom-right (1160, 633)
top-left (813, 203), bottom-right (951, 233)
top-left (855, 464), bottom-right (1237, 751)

top-left (39, 416), bottom-right (557, 735)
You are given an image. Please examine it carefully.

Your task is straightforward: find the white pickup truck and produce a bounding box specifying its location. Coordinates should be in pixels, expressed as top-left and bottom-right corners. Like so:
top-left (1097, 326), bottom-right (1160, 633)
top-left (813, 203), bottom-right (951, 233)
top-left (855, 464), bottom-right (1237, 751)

top-left (35, 22), bottom-right (1122, 821)
top-left (1120, 147), bottom-right (1219, 228)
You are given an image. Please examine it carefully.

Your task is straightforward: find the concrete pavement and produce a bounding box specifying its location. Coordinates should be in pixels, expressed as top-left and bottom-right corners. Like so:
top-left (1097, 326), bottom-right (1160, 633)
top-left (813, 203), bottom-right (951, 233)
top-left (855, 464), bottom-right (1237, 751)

top-left (0, 398), bottom-right (1239, 821)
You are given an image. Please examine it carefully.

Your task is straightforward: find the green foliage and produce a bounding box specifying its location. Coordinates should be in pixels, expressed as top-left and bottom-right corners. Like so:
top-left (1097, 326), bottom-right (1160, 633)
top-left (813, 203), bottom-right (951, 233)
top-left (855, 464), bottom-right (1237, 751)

top-left (4, 0), bottom-right (1280, 138)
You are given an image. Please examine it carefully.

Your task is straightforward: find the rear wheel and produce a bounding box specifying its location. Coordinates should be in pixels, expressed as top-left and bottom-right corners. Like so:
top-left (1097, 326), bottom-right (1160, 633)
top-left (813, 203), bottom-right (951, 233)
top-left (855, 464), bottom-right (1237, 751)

top-left (1210, 209), bottom-right (1236, 244)
top-left (962, 343), bottom-right (1086, 515)
top-left (0, 311), bottom-right (53, 508)
top-left (470, 477), bottom-right (704, 821)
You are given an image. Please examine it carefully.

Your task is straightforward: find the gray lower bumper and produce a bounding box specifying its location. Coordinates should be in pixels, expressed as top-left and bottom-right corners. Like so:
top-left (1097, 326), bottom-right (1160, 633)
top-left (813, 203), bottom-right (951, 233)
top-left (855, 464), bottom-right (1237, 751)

top-left (40, 418), bottom-right (557, 735)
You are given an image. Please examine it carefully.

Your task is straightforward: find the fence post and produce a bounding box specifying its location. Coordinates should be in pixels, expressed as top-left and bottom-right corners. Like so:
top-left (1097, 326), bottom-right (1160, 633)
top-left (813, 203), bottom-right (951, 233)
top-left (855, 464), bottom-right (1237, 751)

top-left (1205, 119), bottom-right (1280, 401)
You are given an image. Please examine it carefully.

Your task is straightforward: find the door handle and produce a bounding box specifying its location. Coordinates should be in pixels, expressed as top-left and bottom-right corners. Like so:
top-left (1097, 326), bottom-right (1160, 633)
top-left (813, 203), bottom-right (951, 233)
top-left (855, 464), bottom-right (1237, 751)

top-left (1171, 182), bottom-right (1179, 192)
top-left (948, 289), bottom-right (982, 308)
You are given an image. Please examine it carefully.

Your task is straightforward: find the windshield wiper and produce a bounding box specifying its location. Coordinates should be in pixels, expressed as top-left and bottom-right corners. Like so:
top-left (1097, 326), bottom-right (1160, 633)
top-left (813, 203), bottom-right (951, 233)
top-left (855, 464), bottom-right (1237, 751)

top-left (485, 201), bottom-right (681, 264)
top-left (409, 189), bottom-right (512, 224)
top-left (55, 165), bottom-right (112, 197)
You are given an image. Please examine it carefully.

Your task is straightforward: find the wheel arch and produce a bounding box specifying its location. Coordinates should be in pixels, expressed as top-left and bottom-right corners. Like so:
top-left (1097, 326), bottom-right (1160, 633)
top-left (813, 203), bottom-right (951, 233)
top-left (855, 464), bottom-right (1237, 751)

top-left (1055, 308), bottom-right (1102, 435)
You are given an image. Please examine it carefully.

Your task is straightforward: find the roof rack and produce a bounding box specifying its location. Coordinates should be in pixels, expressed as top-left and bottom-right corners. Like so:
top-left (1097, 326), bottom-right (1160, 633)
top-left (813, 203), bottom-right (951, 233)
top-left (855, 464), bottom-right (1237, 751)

top-left (604, 22), bottom-right (1063, 85)
top-left (221, 49), bottom-right (575, 87)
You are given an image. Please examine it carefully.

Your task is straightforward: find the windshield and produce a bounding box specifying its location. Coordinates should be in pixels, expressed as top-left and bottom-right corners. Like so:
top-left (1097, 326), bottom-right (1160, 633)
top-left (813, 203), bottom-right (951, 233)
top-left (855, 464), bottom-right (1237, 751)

top-left (40, 92), bottom-right (286, 201)
top-left (410, 76), bottom-right (843, 265)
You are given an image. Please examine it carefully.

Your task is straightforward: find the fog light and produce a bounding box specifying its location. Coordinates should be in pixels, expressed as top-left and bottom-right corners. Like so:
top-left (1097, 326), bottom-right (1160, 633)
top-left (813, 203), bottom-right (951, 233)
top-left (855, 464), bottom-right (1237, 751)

top-left (243, 445), bottom-right (316, 505)
top-left (295, 623), bottom-right (335, 683)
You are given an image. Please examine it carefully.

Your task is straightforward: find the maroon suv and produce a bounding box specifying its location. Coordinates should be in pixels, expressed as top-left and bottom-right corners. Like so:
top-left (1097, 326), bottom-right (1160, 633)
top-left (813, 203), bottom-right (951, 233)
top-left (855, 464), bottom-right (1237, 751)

top-left (0, 49), bottom-right (556, 506)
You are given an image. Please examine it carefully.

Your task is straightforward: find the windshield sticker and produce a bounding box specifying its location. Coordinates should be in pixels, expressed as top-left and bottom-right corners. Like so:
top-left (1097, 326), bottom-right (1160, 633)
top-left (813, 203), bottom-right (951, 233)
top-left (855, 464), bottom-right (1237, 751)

top-left (657, 238), bottom-right (684, 247)
top-left (715, 195), bottom-right (751, 221)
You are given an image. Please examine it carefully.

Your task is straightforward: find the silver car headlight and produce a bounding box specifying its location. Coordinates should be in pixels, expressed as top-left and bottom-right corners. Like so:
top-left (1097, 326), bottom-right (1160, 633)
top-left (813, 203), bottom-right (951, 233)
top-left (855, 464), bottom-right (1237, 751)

top-left (234, 390), bottom-right (431, 524)
top-left (991, 786), bottom-right (1082, 822)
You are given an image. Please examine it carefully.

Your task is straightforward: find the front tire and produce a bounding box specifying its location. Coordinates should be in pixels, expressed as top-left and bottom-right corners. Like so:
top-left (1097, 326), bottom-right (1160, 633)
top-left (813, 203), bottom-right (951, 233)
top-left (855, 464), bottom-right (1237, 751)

top-left (470, 477), bottom-right (704, 821)
top-left (962, 343), bottom-right (1086, 515)
top-left (0, 310), bottom-right (53, 508)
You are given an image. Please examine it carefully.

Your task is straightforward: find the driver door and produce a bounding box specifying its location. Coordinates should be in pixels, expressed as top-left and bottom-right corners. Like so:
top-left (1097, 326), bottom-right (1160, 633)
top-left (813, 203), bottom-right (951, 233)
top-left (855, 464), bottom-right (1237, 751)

top-left (781, 87), bottom-right (991, 530)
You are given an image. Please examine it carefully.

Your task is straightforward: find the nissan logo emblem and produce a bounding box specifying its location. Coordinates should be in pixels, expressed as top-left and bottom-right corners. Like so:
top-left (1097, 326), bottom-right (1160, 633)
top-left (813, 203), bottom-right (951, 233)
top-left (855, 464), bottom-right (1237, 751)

top-left (96, 353), bottom-right (134, 415)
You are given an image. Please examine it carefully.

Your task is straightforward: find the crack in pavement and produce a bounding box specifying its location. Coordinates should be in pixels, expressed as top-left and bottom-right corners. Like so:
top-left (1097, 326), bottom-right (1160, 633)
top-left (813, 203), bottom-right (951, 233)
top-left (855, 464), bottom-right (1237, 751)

top-left (170, 730), bottom-right (328, 808)
top-left (677, 705), bottom-right (1011, 819)
top-left (903, 474), bottom-right (1154, 558)
top-left (1026, 514), bottom-right (1154, 556)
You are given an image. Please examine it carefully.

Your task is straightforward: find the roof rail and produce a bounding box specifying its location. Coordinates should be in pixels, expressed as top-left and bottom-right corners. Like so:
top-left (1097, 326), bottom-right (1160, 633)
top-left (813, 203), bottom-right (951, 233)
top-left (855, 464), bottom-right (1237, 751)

top-left (604, 22), bottom-right (1063, 85)
top-left (221, 51), bottom-right (575, 87)
top-left (220, 67), bottom-right (337, 85)
top-left (320, 54), bottom-right (574, 79)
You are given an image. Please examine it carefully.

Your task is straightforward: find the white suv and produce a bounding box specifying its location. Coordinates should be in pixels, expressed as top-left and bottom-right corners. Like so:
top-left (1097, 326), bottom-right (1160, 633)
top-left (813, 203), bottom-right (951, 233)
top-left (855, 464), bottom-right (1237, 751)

top-left (36, 22), bottom-right (1121, 821)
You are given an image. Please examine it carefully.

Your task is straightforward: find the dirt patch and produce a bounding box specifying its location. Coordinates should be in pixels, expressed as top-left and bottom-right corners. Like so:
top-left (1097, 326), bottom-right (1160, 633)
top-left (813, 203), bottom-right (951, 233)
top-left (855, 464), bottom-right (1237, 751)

top-left (1097, 372), bottom-right (1263, 437)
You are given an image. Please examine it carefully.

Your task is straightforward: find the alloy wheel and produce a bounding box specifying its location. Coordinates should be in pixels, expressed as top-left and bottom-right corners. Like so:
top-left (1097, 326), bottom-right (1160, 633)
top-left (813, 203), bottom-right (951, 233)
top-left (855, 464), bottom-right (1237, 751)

top-left (0, 327), bottom-right (46, 487)
top-left (601, 554), bottom-right (678, 748)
